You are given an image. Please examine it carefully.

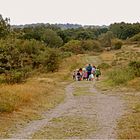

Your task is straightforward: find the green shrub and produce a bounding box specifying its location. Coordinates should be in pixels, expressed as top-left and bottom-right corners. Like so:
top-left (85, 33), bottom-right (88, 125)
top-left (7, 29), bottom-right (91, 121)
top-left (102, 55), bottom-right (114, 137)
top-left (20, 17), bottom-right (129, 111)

top-left (60, 51), bottom-right (73, 58)
top-left (98, 63), bottom-right (111, 70)
top-left (129, 33), bottom-right (140, 42)
top-left (0, 74), bottom-right (5, 83)
top-left (46, 49), bottom-right (61, 72)
top-left (60, 40), bottom-right (84, 54)
top-left (81, 40), bottom-right (103, 52)
top-left (4, 71), bottom-right (24, 84)
top-left (0, 102), bottom-right (15, 113)
top-left (129, 61), bottom-right (140, 77)
top-left (108, 68), bottom-right (135, 86)
top-left (112, 39), bottom-right (123, 50)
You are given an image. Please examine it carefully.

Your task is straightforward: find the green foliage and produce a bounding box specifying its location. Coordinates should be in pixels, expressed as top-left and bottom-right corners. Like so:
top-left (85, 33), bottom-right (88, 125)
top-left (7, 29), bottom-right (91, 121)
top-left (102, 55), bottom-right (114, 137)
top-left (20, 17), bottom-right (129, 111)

top-left (99, 31), bottom-right (114, 47)
top-left (4, 70), bottom-right (24, 84)
top-left (0, 38), bottom-right (48, 83)
top-left (58, 27), bottom-right (108, 43)
top-left (129, 61), bottom-right (140, 77)
top-left (110, 22), bottom-right (140, 39)
top-left (61, 40), bottom-right (84, 54)
top-left (0, 14), bottom-right (10, 38)
top-left (112, 39), bottom-right (123, 50)
top-left (108, 61), bottom-right (140, 86)
top-left (75, 30), bottom-right (96, 40)
top-left (108, 68), bottom-right (135, 86)
top-left (98, 63), bottom-right (111, 70)
top-left (42, 29), bottom-right (63, 48)
top-left (61, 39), bottom-right (103, 54)
top-left (45, 49), bottom-right (61, 72)
top-left (129, 33), bottom-right (140, 42)
top-left (81, 40), bottom-right (103, 52)
top-left (0, 38), bottom-right (46, 71)
top-left (1, 14), bottom-right (140, 85)
top-left (60, 51), bottom-right (73, 58)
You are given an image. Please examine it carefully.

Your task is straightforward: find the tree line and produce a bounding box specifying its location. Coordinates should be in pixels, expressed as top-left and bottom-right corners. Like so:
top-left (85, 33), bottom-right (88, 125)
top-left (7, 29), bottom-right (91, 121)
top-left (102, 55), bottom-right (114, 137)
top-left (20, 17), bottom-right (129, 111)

top-left (0, 14), bottom-right (140, 83)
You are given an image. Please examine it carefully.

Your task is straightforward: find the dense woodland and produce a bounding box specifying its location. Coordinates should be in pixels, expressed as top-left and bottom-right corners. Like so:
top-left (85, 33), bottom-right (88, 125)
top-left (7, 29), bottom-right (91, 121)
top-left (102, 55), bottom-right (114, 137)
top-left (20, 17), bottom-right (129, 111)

top-left (0, 14), bottom-right (140, 84)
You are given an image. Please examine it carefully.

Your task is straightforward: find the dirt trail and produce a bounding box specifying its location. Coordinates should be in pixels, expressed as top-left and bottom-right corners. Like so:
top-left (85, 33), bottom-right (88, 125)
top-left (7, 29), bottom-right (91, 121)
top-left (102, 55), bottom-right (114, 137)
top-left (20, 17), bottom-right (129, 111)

top-left (10, 81), bottom-right (125, 139)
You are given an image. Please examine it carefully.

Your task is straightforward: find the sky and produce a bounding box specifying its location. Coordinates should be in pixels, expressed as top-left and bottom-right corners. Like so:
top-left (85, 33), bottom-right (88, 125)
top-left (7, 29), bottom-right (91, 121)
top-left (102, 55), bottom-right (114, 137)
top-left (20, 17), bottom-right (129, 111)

top-left (0, 0), bottom-right (140, 25)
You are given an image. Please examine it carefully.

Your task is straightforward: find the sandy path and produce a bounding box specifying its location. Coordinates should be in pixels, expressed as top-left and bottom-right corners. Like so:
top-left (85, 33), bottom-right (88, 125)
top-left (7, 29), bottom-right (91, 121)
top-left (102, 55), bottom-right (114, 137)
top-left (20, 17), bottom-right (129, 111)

top-left (10, 81), bottom-right (125, 139)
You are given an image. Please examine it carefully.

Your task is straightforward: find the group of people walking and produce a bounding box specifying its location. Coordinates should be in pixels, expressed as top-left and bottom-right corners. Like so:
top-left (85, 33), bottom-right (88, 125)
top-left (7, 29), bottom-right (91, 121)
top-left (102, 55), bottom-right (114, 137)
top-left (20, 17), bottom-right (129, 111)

top-left (73, 64), bottom-right (101, 81)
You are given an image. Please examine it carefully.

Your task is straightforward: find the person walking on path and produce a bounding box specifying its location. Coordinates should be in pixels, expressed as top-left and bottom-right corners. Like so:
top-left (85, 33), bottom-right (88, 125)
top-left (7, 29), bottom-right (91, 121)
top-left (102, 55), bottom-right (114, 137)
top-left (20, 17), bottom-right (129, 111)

top-left (95, 67), bottom-right (101, 80)
top-left (86, 64), bottom-right (92, 81)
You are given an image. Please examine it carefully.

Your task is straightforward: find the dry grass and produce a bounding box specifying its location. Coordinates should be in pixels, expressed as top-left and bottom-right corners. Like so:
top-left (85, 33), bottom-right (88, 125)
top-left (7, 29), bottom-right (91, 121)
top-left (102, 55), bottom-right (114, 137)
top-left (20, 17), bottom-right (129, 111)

top-left (0, 77), bottom-right (65, 138)
top-left (73, 87), bottom-right (90, 96)
top-left (117, 94), bottom-right (140, 139)
top-left (99, 51), bottom-right (116, 64)
top-left (0, 54), bottom-right (86, 138)
top-left (127, 78), bottom-right (140, 91)
top-left (95, 44), bottom-right (140, 139)
top-left (33, 116), bottom-right (97, 139)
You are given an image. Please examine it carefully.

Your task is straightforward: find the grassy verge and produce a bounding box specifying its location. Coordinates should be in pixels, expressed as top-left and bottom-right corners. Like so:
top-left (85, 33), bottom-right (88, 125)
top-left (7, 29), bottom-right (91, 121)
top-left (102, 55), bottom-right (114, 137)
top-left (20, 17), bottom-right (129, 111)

top-left (96, 69), bottom-right (140, 139)
top-left (33, 116), bottom-right (97, 139)
top-left (95, 45), bottom-right (140, 139)
top-left (117, 94), bottom-right (140, 139)
top-left (0, 76), bottom-right (66, 138)
top-left (73, 87), bottom-right (91, 96)
top-left (0, 54), bottom-right (85, 138)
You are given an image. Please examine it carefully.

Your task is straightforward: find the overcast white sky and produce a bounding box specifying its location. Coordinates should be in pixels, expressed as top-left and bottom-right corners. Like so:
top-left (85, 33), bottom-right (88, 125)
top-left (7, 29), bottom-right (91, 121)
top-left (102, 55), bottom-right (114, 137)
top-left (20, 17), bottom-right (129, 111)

top-left (0, 0), bottom-right (140, 25)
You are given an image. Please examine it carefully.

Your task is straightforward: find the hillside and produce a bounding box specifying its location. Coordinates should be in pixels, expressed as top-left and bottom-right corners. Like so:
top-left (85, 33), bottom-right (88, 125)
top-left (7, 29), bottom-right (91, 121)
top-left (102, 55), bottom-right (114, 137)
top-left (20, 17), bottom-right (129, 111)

top-left (0, 14), bottom-right (140, 139)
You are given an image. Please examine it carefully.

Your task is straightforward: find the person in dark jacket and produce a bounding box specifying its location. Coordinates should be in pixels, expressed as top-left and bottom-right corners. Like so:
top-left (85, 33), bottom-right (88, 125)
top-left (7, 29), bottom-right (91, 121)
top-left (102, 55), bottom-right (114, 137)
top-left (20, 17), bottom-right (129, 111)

top-left (86, 64), bottom-right (92, 80)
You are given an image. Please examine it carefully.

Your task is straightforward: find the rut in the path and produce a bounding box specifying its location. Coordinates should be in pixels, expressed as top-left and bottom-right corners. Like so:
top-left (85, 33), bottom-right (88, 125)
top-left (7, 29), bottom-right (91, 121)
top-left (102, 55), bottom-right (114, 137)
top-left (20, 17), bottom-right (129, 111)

top-left (10, 81), bottom-right (125, 139)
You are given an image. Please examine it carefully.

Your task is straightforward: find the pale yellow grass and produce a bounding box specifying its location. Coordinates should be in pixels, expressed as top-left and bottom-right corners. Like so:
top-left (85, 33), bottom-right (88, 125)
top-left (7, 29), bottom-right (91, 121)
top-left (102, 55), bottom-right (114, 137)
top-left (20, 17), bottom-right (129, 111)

top-left (99, 51), bottom-right (116, 63)
top-left (0, 54), bottom-right (85, 138)
top-left (0, 77), bottom-right (65, 138)
top-left (33, 116), bottom-right (97, 139)
top-left (117, 94), bottom-right (140, 139)
top-left (127, 78), bottom-right (140, 91)
top-left (96, 45), bottom-right (140, 139)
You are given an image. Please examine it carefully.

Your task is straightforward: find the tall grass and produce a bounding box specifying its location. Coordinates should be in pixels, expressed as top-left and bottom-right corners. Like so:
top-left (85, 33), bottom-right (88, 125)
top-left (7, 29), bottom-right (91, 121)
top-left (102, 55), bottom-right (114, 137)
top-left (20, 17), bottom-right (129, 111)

top-left (118, 95), bottom-right (140, 139)
top-left (108, 68), bottom-right (135, 86)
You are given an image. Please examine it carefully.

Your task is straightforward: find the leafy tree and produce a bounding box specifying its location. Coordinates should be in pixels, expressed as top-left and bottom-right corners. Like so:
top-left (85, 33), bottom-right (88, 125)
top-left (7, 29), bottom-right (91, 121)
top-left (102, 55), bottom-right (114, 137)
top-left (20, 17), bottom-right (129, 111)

top-left (111, 39), bottom-right (123, 50)
top-left (99, 31), bottom-right (114, 47)
top-left (81, 40), bottom-right (102, 52)
top-left (129, 32), bottom-right (140, 41)
top-left (109, 22), bottom-right (140, 39)
top-left (0, 14), bottom-right (10, 38)
top-left (61, 40), bottom-right (83, 54)
top-left (75, 30), bottom-right (96, 40)
top-left (46, 49), bottom-right (61, 72)
top-left (42, 29), bottom-right (63, 48)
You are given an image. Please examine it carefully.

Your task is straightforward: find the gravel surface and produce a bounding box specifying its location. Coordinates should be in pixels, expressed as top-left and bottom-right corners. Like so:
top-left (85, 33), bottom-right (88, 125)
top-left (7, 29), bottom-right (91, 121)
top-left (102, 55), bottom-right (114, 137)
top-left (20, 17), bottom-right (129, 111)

top-left (10, 81), bottom-right (125, 139)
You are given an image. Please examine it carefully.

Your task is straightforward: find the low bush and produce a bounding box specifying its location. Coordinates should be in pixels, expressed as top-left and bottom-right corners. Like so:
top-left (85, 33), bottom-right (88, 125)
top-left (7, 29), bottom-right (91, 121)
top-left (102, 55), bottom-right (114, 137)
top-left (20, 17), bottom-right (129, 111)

top-left (45, 49), bottom-right (61, 72)
top-left (108, 68), bottom-right (135, 86)
top-left (129, 61), bottom-right (140, 77)
top-left (112, 39), bottom-right (123, 50)
top-left (60, 51), bottom-right (73, 58)
top-left (61, 40), bottom-right (84, 54)
top-left (98, 63), bottom-right (111, 70)
top-left (4, 70), bottom-right (24, 84)
top-left (61, 39), bottom-right (103, 54)
top-left (81, 40), bottom-right (103, 52)
top-left (129, 33), bottom-right (140, 42)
